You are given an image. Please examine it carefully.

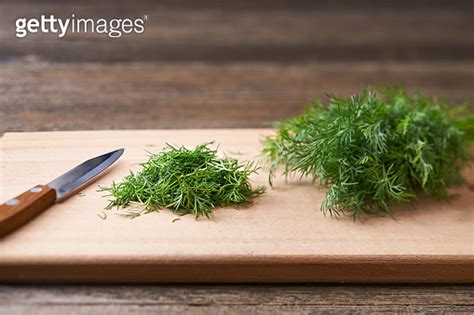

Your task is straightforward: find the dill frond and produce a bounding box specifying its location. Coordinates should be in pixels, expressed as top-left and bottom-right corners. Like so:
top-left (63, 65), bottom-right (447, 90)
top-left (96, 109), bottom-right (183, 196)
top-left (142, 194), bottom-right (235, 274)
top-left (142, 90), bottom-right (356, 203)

top-left (263, 87), bottom-right (473, 220)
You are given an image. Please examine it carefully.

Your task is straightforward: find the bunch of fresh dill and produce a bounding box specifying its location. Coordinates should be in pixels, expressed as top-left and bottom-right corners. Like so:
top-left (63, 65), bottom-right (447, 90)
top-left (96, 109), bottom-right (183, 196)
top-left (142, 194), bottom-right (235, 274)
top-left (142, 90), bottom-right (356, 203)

top-left (263, 87), bottom-right (473, 220)
top-left (101, 143), bottom-right (265, 218)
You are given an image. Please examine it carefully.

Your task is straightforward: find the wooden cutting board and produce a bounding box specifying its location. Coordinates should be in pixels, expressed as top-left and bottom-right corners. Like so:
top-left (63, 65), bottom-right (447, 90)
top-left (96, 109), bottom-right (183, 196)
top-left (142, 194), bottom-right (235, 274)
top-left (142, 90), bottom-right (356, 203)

top-left (0, 130), bottom-right (473, 283)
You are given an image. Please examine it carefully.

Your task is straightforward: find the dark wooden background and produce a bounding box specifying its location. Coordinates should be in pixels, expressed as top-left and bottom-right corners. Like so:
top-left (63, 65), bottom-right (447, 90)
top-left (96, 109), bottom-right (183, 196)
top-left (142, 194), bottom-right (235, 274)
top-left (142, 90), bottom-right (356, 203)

top-left (0, 0), bottom-right (473, 313)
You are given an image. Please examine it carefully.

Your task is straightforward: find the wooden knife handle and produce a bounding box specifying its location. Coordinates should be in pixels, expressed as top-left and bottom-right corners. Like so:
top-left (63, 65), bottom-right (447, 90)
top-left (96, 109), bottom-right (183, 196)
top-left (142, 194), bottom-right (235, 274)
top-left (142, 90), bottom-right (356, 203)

top-left (0, 185), bottom-right (56, 237)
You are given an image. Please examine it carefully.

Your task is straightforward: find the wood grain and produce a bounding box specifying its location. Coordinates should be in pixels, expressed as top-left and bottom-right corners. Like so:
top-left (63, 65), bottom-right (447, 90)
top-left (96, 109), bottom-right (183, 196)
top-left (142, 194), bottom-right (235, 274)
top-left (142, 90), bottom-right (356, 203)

top-left (1, 1), bottom-right (473, 62)
top-left (1, 61), bottom-right (473, 134)
top-left (0, 284), bottom-right (473, 314)
top-left (1, 0), bottom-right (473, 310)
top-left (1, 130), bottom-right (472, 283)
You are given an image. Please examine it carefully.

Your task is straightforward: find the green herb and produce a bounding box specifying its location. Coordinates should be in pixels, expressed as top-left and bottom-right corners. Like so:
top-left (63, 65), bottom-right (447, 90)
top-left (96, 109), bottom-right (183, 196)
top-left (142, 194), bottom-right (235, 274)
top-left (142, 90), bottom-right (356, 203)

top-left (97, 211), bottom-right (107, 220)
top-left (100, 142), bottom-right (265, 218)
top-left (263, 87), bottom-right (473, 220)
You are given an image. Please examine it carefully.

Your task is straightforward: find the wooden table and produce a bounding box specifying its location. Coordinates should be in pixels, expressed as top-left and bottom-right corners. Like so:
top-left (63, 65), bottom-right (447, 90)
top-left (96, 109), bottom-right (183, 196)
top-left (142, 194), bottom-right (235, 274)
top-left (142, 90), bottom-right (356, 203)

top-left (0, 0), bottom-right (473, 313)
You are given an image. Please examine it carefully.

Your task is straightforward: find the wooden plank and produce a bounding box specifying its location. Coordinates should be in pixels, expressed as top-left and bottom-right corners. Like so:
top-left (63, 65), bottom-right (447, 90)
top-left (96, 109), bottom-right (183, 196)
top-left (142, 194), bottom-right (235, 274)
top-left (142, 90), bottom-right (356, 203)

top-left (1, 284), bottom-right (473, 314)
top-left (1, 61), bottom-right (473, 134)
top-left (1, 1), bottom-right (473, 62)
top-left (0, 130), bottom-right (473, 283)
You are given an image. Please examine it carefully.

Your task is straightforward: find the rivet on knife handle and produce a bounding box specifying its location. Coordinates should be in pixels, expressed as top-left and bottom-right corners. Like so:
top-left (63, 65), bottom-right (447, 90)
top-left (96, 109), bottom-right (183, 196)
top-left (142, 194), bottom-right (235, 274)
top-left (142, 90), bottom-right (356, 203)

top-left (0, 185), bottom-right (56, 237)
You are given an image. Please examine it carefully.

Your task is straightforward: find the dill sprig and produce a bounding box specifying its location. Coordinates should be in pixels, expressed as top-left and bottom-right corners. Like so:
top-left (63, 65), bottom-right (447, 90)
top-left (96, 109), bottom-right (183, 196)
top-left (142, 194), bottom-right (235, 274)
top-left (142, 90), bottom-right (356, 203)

top-left (101, 142), bottom-right (265, 218)
top-left (263, 87), bottom-right (473, 220)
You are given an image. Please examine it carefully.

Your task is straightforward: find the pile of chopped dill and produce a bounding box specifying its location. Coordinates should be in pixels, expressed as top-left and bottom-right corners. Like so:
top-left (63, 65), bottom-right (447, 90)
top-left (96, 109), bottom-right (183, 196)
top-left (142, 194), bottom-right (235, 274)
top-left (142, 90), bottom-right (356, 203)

top-left (101, 143), bottom-right (265, 218)
top-left (263, 87), bottom-right (473, 220)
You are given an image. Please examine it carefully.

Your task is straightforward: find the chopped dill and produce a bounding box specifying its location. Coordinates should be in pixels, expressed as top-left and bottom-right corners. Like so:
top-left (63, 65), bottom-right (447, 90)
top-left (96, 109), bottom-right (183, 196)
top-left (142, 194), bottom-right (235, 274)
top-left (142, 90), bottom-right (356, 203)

top-left (97, 211), bottom-right (107, 220)
top-left (263, 87), bottom-right (473, 220)
top-left (100, 142), bottom-right (265, 219)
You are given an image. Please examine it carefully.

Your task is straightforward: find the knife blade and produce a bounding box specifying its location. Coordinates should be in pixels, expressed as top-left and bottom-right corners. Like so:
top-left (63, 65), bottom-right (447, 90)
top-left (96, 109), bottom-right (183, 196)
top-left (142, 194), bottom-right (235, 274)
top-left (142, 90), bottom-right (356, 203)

top-left (0, 148), bottom-right (124, 237)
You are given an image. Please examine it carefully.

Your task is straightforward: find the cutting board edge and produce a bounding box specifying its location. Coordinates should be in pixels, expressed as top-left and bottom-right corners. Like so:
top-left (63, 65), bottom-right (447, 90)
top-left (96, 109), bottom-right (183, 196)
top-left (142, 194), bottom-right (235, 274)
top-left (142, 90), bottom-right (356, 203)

top-left (0, 254), bottom-right (472, 283)
top-left (1, 254), bottom-right (473, 265)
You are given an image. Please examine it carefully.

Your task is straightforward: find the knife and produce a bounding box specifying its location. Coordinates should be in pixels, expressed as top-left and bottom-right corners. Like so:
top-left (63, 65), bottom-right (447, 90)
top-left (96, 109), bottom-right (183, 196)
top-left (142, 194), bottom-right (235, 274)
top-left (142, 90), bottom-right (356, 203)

top-left (0, 148), bottom-right (124, 237)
